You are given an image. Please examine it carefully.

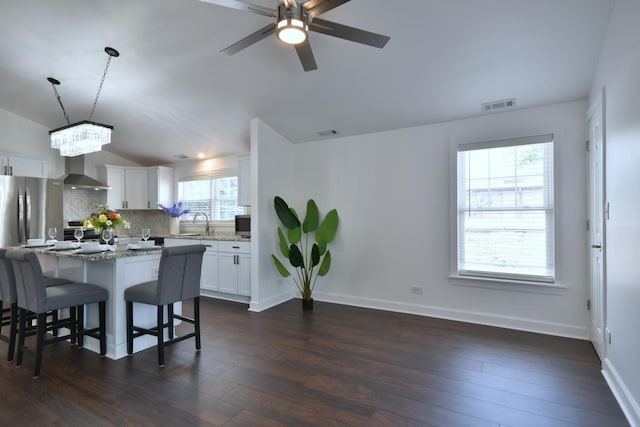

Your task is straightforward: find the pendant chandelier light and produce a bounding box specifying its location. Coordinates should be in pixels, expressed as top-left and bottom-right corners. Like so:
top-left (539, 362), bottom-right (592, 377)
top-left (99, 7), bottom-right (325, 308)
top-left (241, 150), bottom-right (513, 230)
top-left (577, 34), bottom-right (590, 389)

top-left (48, 47), bottom-right (119, 157)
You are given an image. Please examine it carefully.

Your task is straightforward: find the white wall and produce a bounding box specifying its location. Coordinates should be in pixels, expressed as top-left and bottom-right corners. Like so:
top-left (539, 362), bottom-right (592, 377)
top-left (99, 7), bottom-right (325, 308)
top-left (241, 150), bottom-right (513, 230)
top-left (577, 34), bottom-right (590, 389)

top-left (249, 118), bottom-right (296, 311)
top-left (255, 100), bottom-right (590, 338)
top-left (589, 0), bottom-right (640, 424)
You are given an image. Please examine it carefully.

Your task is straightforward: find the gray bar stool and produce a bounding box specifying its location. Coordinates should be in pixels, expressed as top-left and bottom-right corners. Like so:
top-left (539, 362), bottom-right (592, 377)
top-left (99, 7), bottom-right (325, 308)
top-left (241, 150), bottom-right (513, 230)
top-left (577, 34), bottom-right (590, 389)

top-left (6, 250), bottom-right (108, 378)
top-left (125, 244), bottom-right (205, 367)
top-left (0, 248), bottom-right (72, 362)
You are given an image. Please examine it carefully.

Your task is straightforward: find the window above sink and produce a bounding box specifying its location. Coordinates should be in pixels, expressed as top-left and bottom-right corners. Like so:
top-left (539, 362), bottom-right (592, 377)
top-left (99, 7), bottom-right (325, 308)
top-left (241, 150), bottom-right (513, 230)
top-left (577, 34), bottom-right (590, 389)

top-left (178, 173), bottom-right (247, 222)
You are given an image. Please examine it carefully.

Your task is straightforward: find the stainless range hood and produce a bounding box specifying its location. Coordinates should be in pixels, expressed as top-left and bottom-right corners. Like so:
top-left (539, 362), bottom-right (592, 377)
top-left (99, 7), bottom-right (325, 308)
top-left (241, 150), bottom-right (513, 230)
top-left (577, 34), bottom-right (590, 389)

top-left (60, 156), bottom-right (110, 190)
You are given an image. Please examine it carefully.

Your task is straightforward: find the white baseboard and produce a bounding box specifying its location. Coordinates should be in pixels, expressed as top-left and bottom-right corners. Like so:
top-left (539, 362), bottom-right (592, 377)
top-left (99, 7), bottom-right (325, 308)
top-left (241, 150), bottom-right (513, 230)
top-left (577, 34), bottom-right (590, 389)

top-left (602, 358), bottom-right (640, 427)
top-left (312, 291), bottom-right (589, 339)
top-left (249, 290), bottom-right (293, 312)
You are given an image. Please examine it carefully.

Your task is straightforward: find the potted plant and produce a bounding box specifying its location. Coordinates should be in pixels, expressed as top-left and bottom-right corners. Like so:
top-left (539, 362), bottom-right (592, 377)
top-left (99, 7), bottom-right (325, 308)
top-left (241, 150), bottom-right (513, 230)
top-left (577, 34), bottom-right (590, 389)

top-left (271, 196), bottom-right (339, 311)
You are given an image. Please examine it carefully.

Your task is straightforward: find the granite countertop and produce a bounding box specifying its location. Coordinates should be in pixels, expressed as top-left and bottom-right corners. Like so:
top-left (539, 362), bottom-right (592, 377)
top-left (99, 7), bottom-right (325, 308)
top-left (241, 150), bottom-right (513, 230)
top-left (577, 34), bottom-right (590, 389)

top-left (16, 243), bottom-right (163, 261)
top-left (122, 233), bottom-right (251, 242)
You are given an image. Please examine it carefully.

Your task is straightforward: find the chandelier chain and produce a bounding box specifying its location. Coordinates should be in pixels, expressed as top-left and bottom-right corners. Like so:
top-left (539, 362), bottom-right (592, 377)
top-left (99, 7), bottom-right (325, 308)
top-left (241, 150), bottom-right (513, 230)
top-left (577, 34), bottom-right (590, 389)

top-left (89, 55), bottom-right (113, 121)
top-left (49, 81), bottom-right (70, 125)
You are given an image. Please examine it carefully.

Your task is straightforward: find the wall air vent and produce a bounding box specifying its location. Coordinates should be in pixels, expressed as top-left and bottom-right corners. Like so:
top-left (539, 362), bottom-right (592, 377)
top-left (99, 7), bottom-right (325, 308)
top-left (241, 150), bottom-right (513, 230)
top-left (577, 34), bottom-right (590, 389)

top-left (317, 129), bottom-right (339, 137)
top-left (482, 98), bottom-right (516, 112)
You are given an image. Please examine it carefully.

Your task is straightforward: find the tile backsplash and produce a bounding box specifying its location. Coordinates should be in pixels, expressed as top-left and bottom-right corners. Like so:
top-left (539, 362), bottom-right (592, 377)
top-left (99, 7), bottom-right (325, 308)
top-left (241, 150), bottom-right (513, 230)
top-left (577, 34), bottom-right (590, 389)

top-left (64, 189), bottom-right (171, 236)
top-left (63, 188), bottom-right (106, 222)
top-left (63, 188), bottom-right (236, 237)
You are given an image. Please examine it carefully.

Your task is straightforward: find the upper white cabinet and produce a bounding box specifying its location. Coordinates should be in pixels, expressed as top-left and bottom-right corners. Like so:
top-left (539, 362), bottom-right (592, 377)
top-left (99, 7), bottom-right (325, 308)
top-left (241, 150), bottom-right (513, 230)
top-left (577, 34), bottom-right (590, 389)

top-left (98, 165), bottom-right (174, 210)
top-left (147, 166), bottom-right (174, 209)
top-left (237, 154), bottom-right (251, 206)
top-left (98, 165), bottom-right (124, 209)
top-left (0, 153), bottom-right (46, 178)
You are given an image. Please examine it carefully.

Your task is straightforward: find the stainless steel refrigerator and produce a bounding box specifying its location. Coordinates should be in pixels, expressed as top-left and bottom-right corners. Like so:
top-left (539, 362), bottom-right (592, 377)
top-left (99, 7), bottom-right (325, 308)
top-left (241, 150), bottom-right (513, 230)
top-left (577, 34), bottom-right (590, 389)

top-left (0, 175), bottom-right (63, 248)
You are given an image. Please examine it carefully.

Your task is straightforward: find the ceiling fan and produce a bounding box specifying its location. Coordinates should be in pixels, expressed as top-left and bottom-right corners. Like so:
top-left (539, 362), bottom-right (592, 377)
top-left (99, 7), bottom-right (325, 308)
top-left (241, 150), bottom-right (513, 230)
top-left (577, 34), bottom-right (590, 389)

top-left (199, 0), bottom-right (390, 71)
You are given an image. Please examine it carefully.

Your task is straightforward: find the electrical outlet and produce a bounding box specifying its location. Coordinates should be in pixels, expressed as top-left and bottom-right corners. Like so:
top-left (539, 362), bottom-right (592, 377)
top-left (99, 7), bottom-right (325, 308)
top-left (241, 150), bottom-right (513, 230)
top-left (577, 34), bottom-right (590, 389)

top-left (410, 286), bottom-right (423, 295)
top-left (151, 268), bottom-right (159, 279)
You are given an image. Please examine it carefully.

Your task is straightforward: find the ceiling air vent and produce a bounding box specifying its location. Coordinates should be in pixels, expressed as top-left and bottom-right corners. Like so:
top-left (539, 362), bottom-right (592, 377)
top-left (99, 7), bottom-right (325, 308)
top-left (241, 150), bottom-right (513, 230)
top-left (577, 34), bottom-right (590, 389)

top-left (482, 98), bottom-right (516, 112)
top-left (317, 129), bottom-right (339, 137)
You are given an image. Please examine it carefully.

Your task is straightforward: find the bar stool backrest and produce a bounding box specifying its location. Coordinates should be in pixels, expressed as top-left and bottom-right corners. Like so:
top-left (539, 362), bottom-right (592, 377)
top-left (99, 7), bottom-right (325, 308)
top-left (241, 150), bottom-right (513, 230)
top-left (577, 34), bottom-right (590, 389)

top-left (0, 249), bottom-right (17, 304)
top-left (6, 251), bottom-right (47, 313)
top-left (156, 245), bottom-right (206, 305)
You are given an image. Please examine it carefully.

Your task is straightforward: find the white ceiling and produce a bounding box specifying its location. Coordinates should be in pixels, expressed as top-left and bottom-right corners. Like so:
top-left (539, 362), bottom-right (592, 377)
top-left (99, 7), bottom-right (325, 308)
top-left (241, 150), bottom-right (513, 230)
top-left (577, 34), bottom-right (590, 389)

top-left (0, 0), bottom-right (614, 166)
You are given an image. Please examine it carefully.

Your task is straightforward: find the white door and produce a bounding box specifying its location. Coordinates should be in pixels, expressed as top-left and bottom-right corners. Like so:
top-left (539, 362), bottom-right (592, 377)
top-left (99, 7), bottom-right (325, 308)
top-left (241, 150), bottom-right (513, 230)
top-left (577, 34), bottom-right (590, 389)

top-left (588, 96), bottom-right (606, 360)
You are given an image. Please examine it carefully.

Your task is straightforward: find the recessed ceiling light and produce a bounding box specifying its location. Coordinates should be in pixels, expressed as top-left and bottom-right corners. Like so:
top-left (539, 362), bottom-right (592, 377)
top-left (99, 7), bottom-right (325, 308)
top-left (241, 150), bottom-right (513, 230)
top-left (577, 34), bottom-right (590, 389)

top-left (197, 153), bottom-right (205, 159)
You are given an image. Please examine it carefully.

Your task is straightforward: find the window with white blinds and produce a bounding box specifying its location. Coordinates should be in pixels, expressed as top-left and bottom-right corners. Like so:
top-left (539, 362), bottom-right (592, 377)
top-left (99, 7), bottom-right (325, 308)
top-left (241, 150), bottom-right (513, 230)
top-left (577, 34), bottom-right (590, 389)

top-left (178, 175), bottom-right (245, 221)
top-left (456, 134), bottom-right (555, 283)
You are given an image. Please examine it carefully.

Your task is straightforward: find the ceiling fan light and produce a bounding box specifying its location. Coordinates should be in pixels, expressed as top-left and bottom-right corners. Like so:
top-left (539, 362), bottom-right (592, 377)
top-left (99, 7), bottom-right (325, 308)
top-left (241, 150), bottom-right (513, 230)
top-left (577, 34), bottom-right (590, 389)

top-left (277, 18), bottom-right (307, 45)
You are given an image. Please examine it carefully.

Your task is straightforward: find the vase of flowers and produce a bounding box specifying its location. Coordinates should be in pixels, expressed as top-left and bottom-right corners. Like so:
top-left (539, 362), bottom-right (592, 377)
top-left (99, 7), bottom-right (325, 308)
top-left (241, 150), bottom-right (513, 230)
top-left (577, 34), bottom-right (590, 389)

top-left (84, 204), bottom-right (130, 243)
top-left (159, 201), bottom-right (190, 235)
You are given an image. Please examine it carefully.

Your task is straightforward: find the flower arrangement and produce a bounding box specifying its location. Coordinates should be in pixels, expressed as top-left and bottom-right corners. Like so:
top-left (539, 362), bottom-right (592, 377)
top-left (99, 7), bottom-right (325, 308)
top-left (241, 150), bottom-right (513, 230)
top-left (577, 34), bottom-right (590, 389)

top-left (159, 201), bottom-right (190, 218)
top-left (84, 204), bottom-right (131, 230)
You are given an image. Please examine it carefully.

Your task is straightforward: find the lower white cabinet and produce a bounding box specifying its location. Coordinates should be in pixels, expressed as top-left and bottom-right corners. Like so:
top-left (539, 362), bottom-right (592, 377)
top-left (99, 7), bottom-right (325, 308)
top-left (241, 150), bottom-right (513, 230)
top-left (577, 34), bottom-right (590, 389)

top-left (200, 240), bottom-right (219, 292)
top-left (164, 238), bottom-right (249, 297)
top-left (218, 241), bottom-right (251, 296)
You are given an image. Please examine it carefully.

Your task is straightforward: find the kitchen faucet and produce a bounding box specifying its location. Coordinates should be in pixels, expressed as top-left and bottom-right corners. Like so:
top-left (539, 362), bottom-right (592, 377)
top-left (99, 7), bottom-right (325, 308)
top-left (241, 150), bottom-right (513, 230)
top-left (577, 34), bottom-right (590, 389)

top-left (193, 212), bottom-right (210, 235)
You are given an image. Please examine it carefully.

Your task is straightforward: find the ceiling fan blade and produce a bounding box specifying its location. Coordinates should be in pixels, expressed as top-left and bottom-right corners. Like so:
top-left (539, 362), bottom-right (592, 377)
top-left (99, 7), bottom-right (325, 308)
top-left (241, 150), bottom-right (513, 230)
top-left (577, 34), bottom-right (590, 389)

top-left (309, 18), bottom-right (390, 48)
top-left (198, 0), bottom-right (276, 17)
top-left (220, 23), bottom-right (277, 55)
top-left (294, 40), bottom-right (318, 71)
top-left (302, 0), bottom-right (350, 18)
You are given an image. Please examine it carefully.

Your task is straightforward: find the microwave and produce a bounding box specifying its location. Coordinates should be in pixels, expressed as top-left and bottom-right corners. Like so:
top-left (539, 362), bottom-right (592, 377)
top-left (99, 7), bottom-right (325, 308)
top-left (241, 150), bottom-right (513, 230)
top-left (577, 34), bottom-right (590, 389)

top-left (235, 215), bottom-right (251, 237)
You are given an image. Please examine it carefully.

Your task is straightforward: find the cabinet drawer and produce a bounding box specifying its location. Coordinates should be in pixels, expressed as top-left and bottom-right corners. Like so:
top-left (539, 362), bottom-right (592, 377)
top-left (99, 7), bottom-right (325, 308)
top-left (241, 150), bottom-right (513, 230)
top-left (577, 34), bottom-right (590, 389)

top-left (218, 241), bottom-right (250, 253)
top-left (200, 240), bottom-right (219, 251)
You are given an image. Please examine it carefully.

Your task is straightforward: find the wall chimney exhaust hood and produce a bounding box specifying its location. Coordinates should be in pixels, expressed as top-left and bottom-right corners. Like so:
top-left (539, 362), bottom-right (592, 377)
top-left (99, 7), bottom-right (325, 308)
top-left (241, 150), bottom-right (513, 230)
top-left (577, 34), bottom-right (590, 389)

top-left (60, 156), bottom-right (110, 190)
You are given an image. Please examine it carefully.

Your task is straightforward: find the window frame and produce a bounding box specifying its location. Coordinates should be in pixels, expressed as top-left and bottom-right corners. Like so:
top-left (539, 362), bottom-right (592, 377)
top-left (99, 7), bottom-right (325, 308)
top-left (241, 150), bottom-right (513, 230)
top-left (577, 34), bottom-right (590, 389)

top-left (177, 168), bottom-right (246, 223)
top-left (449, 134), bottom-right (561, 291)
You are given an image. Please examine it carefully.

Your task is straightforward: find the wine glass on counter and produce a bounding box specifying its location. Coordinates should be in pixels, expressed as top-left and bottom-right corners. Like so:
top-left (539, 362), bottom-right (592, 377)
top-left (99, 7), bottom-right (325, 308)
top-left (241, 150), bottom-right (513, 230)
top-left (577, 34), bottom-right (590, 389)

top-left (47, 227), bottom-right (57, 241)
top-left (141, 228), bottom-right (151, 242)
top-left (74, 227), bottom-right (84, 244)
top-left (101, 228), bottom-right (113, 245)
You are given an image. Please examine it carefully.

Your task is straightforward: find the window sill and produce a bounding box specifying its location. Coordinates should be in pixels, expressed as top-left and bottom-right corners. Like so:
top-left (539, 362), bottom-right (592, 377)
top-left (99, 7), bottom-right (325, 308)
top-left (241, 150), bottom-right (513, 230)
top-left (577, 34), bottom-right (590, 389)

top-left (449, 274), bottom-right (568, 295)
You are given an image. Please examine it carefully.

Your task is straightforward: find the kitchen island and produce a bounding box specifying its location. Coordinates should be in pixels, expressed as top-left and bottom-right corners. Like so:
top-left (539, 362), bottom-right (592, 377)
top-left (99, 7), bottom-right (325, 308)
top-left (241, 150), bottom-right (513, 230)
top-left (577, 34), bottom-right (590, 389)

top-left (28, 244), bottom-right (167, 360)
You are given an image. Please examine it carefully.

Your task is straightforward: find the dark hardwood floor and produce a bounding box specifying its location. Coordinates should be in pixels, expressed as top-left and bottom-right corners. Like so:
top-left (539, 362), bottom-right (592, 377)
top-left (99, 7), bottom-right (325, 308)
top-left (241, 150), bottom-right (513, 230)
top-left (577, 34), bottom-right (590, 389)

top-left (0, 298), bottom-right (628, 426)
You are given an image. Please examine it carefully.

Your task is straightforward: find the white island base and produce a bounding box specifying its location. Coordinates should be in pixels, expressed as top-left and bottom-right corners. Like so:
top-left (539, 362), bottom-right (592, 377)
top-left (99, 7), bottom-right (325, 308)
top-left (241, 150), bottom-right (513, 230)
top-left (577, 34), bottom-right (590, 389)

top-left (38, 250), bottom-right (177, 360)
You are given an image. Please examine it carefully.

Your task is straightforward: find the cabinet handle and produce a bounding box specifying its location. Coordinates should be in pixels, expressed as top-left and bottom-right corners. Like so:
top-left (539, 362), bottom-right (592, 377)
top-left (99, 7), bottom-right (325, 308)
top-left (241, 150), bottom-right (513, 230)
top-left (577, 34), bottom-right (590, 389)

top-left (9, 166), bottom-right (12, 176)
top-left (3, 165), bottom-right (6, 175)
top-left (232, 245), bottom-right (240, 249)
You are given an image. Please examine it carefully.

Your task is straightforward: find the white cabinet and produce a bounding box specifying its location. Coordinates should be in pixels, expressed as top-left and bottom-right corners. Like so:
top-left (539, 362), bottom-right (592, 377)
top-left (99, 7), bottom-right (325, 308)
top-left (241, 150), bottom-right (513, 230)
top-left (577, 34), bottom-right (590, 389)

top-left (123, 168), bottom-right (148, 209)
top-left (237, 154), bottom-right (251, 206)
top-left (218, 241), bottom-right (251, 296)
top-left (147, 166), bottom-right (174, 209)
top-left (200, 240), bottom-right (219, 292)
top-left (98, 165), bottom-right (174, 210)
top-left (98, 165), bottom-right (124, 209)
top-left (164, 238), bottom-right (250, 297)
top-left (1, 153), bottom-right (46, 178)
